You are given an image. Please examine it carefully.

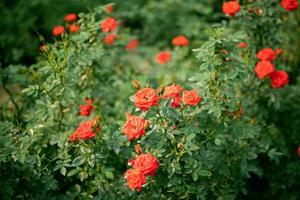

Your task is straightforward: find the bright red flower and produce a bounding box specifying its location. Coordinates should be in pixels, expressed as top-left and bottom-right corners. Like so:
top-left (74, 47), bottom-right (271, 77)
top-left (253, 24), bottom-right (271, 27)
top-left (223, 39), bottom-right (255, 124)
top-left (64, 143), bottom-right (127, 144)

top-left (64, 13), bottom-right (77, 23)
top-left (270, 70), bottom-right (289, 88)
top-left (132, 153), bottom-right (159, 176)
top-left (69, 24), bottom-right (80, 33)
top-left (52, 26), bottom-right (65, 36)
top-left (80, 99), bottom-right (94, 116)
top-left (156, 51), bottom-right (171, 64)
top-left (134, 88), bottom-right (159, 111)
top-left (256, 48), bottom-right (276, 61)
top-left (101, 17), bottom-right (118, 33)
top-left (237, 42), bottom-right (248, 48)
top-left (280, 0), bottom-right (299, 11)
top-left (104, 34), bottom-right (116, 45)
top-left (171, 96), bottom-right (181, 108)
top-left (163, 84), bottom-right (182, 99)
top-left (182, 90), bottom-right (202, 106)
top-left (126, 39), bottom-right (139, 51)
top-left (123, 113), bottom-right (148, 141)
top-left (124, 169), bottom-right (146, 191)
top-left (69, 119), bottom-right (99, 141)
top-left (254, 61), bottom-right (275, 79)
top-left (172, 35), bottom-right (189, 46)
top-left (105, 4), bottom-right (113, 14)
top-left (222, 1), bottom-right (241, 16)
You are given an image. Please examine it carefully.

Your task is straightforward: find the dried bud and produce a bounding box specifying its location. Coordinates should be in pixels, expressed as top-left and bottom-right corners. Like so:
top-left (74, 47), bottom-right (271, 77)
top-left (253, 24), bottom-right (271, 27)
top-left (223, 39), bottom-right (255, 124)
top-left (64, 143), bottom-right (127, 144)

top-left (132, 80), bottom-right (140, 90)
top-left (177, 143), bottom-right (184, 151)
top-left (255, 8), bottom-right (263, 16)
top-left (134, 144), bottom-right (142, 154)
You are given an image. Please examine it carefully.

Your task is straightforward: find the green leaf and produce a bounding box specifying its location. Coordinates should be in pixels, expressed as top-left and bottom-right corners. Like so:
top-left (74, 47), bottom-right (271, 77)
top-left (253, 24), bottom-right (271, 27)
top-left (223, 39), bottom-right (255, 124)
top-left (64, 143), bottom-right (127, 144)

top-left (71, 156), bottom-right (86, 167)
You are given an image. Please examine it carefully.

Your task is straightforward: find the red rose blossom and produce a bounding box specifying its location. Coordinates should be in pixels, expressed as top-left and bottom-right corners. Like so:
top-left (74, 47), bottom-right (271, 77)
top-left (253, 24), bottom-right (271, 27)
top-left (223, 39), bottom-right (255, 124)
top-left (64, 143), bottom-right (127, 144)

top-left (163, 84), bottom-right (182, 99)
top-left (156, 51), bottom-right (171, 64)
top-left (104, 34), bottom-right (116, 45)
top-left (69, 24), bottom-right (80, 33)
top-left (237, 42), bottom-right (248, 48)
top-left (171, 96), bottom-right (181, 108)
top-left (254, 61), bottom-right (275, 79)
top-left (134, 88), bottom-right (159, 111)
top-left (172, 35), bottom-right (189, 46)
top-left (126, 39), bottom-right (139, 51)
top-left (123, 113), bottom-right (148, 141)
top-left (124, 169), bottom-right (146, 191)
top-left (69, 118), bottom-right (99, 142)
top-left (132, 153), bottom-right (159, 176)
top-left (101, 17), bottom-right (118, 33)
top-left (280, 0), bottom-right (299, 11)
top-left (105, 4), bottom-right (113, 14)
top-left (256, 48), bottom-right (276, 61)
top-left (222, 1), bottom-right (240, 16)
top-left (182, 89), bottom-right (202, 106)
top-left (270, 70), bottom-right (289, 88)
top-left (52, 26), bottom-right (65, 36)
top-left (80, 99), bottom-right (94, 116)
top-left (64, 13), bottom-right (77, 23)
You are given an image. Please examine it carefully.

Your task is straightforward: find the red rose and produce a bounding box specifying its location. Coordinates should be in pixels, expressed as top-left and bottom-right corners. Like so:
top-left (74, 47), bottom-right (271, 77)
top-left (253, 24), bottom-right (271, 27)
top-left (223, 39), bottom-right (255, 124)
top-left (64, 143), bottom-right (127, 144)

top-left (222, 1), bottom-right (240, 16)
top-left (69, 24), bottom-right (80, 33)
top-left (124, 169), bottom-right (146, 191)
top-left (171, 96), bottom-right (181, 108)
top-left (134, 88), bottom-right (159, 111)
top-left (280, 0), bottom-right (299, 11)
top-left (256, 48), bottom-right (276, 61)
top-left (69, 118), bottom-right (99, 141)
top-left (270, 70), bottom-right (289, 88)
top-left (52, 26), bottom-right (65, 36)
top-left (101, 17), bottom-right (118, 33)
top-left (163, 84), bottom-right (182, 99)
top-left (172, 35), bottom-right (189, 46)
top-left (182, 89), bottom-right (202, 106)
top-left (156, 51), bottom-right (171, 64)
top-left (123, 113), bottom-right (148, 141)
top-left (237, 42), bottom-right (248, 48)
top-left (135, 144), bottom-right (142, 155)
top-left (103, 34), bottom-right (116, 45)
top-left (126, 39), bottom-right (139, 51)
top-left (105, 4), bottom-right (113, 14)
top-left (64, 13), bottom-right (77, 23)
top-left (297, 146), bottom-right (300, 157)
top-left (132, 153), bottom-right (159, 176)
top-left (80, 99), bottom-right (94, 116)
top-left (254, 61), bottom-right (275, 79)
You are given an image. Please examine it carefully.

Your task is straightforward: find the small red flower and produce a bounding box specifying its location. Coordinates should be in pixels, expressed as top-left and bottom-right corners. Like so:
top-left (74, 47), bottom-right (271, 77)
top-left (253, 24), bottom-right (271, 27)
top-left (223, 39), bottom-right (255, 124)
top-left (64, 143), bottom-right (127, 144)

top-left (256, 48), bottom-right (276, 61)
top-left (101, 17), bottom-right (118, 33)
top-left (254, 61), bottom-right (275, 79)
top-left (156, 51), bottom-right (171, 64)
top-left (69, 24), bottom-right (80, 33)
top-left (80, 99), bottom-right (94, 116)
top-left (182, 90), bottom-right (202, 106)
top-left (297, 146), bottom-right (300, 157)
top-left (237, 42), bottom-right (248, 48)
top-left (270, 70), bottom-right (289, 88)
top-left (123, 113), bottom-right (148, 141)
top-left (172, 35), bottom-right (189, 46)
top-left (135, 144), bottom-right (142, 155)
top-left (69, 118), bottom-right (99, 142)
top-left (222, 1), bottom-right (241, 16)
top-left (105, 4), bottom-right (113, 14)
top-left (64, 13), bottom-right (78, 23)
top-left (52, 26), bottom-right (65, 36)
top-left (126, 39), bottom-right (139, 51)
top-left (280, 0), bottom-right (299, 11)
top-left (124, 169), bottom-right (146, 191)
top-left (171, 96), bottom-right (181, 108)
top-left (275, 48), bottom-right (283, 56)
top-left (163, 84), bottom-right (182, 108)
top-left (104, 34), bottom-right (116, 45)
top-left (134, 88), bottom-right (159, 111)
top-left (132, 153), bottom-right (159, 176)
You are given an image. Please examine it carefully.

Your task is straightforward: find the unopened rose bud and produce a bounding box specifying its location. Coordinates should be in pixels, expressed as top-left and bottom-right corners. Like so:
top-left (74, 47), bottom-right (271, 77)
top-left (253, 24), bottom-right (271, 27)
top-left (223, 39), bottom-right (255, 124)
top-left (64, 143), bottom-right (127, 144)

top-left (255, 8), bottom-right (263, 16)
top-left (177, 143), bottom-right (184, 151)
top-left (134, 144), bottom-right (142, 154)
top-left (221, 49), bottom-right (229, 55)
top-left (132, 80), bottom-right (140, 90)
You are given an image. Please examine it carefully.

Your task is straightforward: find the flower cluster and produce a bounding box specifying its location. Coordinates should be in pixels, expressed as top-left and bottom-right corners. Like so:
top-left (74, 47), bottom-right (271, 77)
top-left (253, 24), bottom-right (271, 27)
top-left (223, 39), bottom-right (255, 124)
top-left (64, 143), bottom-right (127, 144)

top-left (124, 153), bottom-right (159, 191)
top-left (101, 17), bottom-right (118, 45)
top-left (52, 13), bottom-right (80, 36)
top-left (254, 48), bottom-right (289, 88)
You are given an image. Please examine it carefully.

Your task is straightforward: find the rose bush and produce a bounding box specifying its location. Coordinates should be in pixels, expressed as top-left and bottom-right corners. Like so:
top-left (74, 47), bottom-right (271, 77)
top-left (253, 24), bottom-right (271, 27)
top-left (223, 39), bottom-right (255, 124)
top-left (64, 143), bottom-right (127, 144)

top-left (0, 0), bottom-right (300, 199)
